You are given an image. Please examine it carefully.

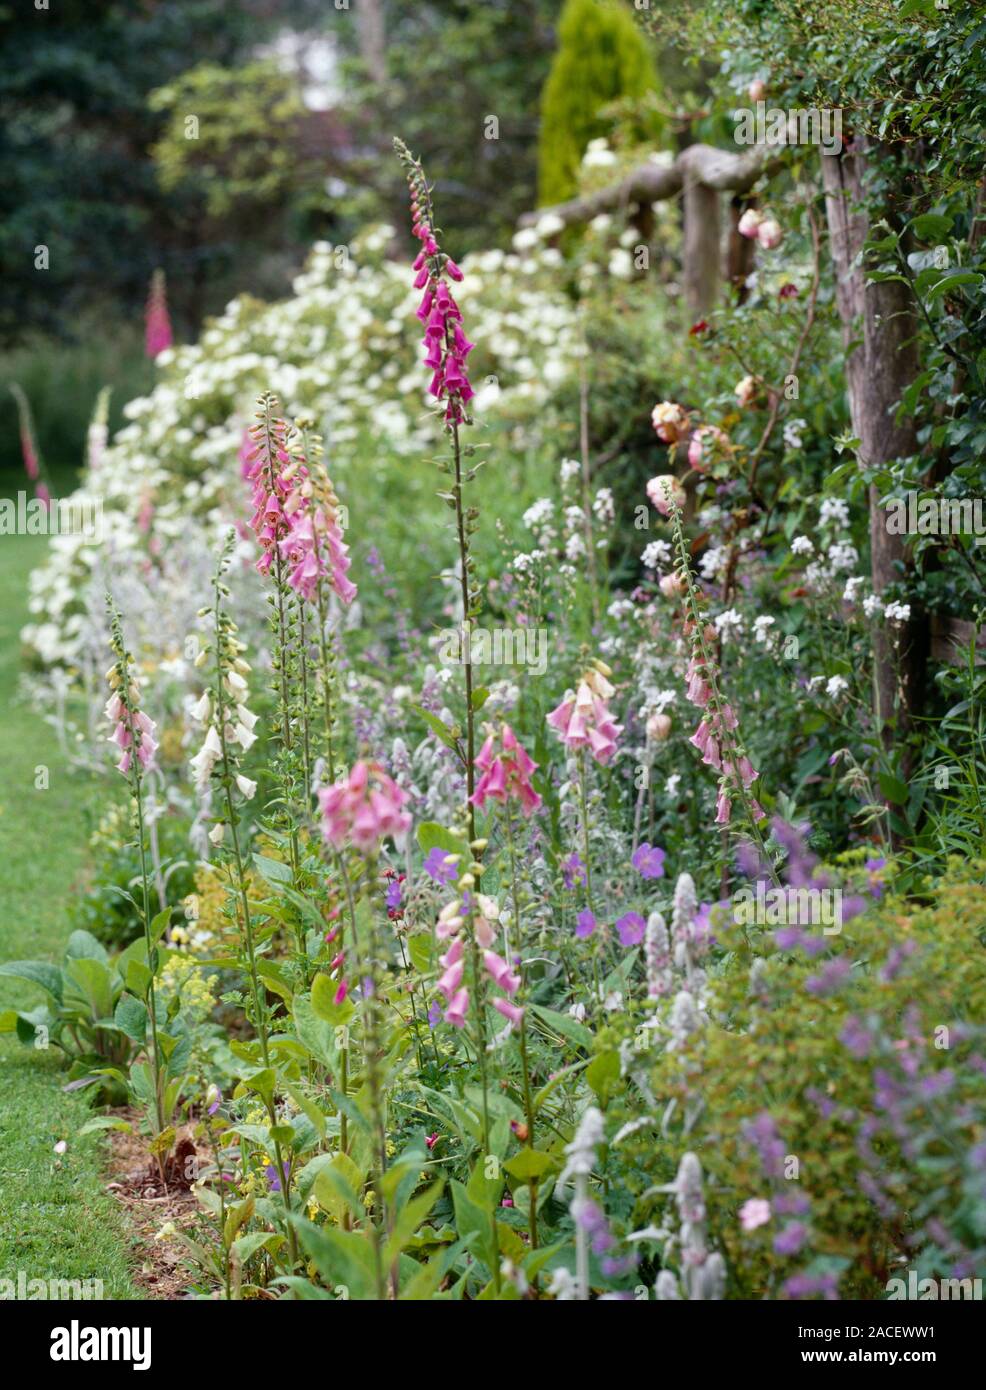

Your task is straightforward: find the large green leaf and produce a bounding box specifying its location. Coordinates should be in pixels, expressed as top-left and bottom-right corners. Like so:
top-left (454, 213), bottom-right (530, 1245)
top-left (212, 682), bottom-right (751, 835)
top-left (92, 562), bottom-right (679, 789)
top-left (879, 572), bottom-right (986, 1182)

top-left (113, 993), bottom-right (148, 1043)
top-left (451, 1179), bottom-right (496, 1273)
top-left (0, 959), bottom-right (63, 1003)
top-left (293, 994), bottom-right (340, 1069)
top-left (65, 930), bottom-right (109, 964)
top-left (295, 1218), bottom-right (377, 1300)
top-left (66, 957), bottom-right (115, 1019)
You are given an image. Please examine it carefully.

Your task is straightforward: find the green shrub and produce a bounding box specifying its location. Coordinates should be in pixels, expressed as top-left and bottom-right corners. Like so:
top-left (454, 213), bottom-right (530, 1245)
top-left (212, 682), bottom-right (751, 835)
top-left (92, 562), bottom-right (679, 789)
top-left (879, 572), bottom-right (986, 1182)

top-left (625, 862), bottom-right (986, 1298)
top-left (537, 0), bottom-right (659, 207)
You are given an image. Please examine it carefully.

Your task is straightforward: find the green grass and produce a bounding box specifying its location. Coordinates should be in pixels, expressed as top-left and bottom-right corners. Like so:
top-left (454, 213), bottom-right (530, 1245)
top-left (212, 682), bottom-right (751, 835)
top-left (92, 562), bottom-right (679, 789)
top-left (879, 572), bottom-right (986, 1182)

top-left (0, 532), bottom-right (137, 1297)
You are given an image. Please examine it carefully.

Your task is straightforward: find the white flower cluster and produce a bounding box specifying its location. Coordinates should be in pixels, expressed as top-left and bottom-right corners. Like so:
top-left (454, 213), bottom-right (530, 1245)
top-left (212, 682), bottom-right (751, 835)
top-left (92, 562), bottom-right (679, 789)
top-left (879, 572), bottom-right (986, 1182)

top-left (24, 226), bottom-right (578, 670)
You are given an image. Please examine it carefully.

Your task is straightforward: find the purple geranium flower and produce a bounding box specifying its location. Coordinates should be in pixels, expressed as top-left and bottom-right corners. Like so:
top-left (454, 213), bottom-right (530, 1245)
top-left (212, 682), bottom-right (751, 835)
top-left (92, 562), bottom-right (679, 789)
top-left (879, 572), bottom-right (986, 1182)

top-left (615, 911), bottom-right (646, 947)
top-left (575, 909), bottom-right (596, 939)
top-left (423, 847), bottom-right (459, 885)
top-left (773, 1222), bottom-right (808, 1256)
top-left (631, 842), bottom-right (666, 879)
top-left (385, 878), bottom-right (403, 911)
top-left (561, 852), bottom-right (587, 890)
top-left (265, 1161), bottom-right (291, 1193)
top-left (865, 856), bottom-right (887, 899)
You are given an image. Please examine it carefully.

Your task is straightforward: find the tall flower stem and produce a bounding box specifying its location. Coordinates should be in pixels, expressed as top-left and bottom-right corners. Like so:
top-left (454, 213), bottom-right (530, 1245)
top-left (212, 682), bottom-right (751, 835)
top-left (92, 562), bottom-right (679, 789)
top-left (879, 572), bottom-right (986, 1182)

top-left (667, 496), bottom-right (779, 883)
top-left (210, 557), bottom-right (296, 1264)
top-left (315, 582), bottom-right (337, 782)
top-left (339, 862), bottom-right (390, 1298)
top-left (133, 780), bottom-right (165, 1135)
top-left (577, 749), bottom-right (601, 1005)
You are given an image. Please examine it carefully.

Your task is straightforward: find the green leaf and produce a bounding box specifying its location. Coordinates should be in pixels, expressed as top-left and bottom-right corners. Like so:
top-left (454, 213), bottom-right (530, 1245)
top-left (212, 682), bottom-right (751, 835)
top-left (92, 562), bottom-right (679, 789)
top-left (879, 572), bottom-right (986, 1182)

top-left (149, 908), bottom-right (172, 944)
top-left (400, 1251), bottom-right (448, 1301)
top-left (125, 958), bottom-right (153, 998)
top-left (295, 1218), bottom-right (376, 1300)
top-left (451, 1179), bottom-right (496, 1272)
top-left (310, 972), bottom-right (354, 1026)
top-left (407, 934), bottom-right (435, 973)
top-left (0, 960), bottom-right (63, 1003)
top-left (113, 993), bottom-right (148, 1043)
top-left (232, 1232), bottom-right (282, 1264)
top-left (416, 821), bottom-right (469, 860)
top-left (222, 1196), bottom-right (255, 1248)
top-left (292, 993), bottom-right (337, 1068)
top-left (313, 1153), bottom-right (366, 1224)
top-left (244, 1067), bottom-right (276, 1104)
top-left (503, 1148), bottom-right (557, 1182)
top-left (409, 705), bottom-right (460, 752)
top-left (283, 1081), bottom-right (327, 1140)
top-left (65, 930), bottom-right (109, 964)
top-left (530, 1003), bottom-right (591, 1049)
top-left (908, 212), bottom-right (952, 242)
top-left (77, 1116), bottom-right (134, 1136)
top-left (66, 957), bottom-right (115, 1020)
top-left (384, 1179), bottom-right (444, 1267)
top-left (878, 771), bottom-right (910, 806)
top-left (923, 270), bottom-right (983, 303)
top-left (256, 959), bottom-right (294, 1003)
top-left (252, 853), bottom-right (293, 886)
top-left (466, 1153), bottom-right (504, 1213)
top-left (586, 1049), bottom-right (621, 1103)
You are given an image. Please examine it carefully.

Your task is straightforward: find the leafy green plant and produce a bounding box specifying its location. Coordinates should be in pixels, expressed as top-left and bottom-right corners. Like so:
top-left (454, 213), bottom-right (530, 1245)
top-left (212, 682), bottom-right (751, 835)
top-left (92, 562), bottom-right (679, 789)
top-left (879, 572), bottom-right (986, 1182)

top-left (0, 929), bottom-right (147, 1104)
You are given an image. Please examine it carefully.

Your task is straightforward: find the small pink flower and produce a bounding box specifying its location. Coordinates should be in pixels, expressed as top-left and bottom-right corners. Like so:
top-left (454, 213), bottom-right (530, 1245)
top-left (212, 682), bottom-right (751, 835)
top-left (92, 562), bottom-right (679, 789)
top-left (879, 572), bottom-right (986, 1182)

top-left (547, 676), bottom-right (622, 767)
top-left (737, 208), bottom-right (763, 239)
top-left (740, 1197), bottom-right (771, 1231)
top-left (444, 987), bottom-right (470, 1028)
top-left (483, 950), bottom-right (521, 997)
top-left (493, 997), bottom-right (525, 1028)
top-left (748, 79), bottom-right (767, 102)
top-left (734, 375), bottom-right (759, 408)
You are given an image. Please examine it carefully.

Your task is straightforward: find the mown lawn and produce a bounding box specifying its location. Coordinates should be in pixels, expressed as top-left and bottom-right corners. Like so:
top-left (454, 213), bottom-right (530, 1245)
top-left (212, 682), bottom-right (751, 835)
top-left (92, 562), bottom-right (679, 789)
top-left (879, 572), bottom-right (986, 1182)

top-left (0, 531), bottom-right (137, 1298)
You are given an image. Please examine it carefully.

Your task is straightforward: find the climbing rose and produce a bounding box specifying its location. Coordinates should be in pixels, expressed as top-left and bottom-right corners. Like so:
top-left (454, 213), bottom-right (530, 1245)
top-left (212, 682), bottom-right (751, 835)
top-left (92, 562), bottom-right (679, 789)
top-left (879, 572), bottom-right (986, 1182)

top-left (756, 217), bottom-right (783, 250)
top-left (687, 426), bottom-right (729, 472)
top-left (646, 474), bottom-right (686, 515)
top-left (651, 400), bottom-right (690, 445)
top-left (737, 208), bottom-right (763, 239)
